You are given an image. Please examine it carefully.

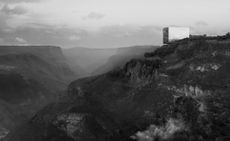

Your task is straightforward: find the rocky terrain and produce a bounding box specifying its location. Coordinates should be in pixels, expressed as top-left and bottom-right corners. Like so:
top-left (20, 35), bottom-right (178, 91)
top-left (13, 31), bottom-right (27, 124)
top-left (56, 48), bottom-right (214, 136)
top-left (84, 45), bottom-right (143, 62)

top-left (5, 38), bottom-right (230, 141)
top-left (0, 46), bottom-right (76, 140)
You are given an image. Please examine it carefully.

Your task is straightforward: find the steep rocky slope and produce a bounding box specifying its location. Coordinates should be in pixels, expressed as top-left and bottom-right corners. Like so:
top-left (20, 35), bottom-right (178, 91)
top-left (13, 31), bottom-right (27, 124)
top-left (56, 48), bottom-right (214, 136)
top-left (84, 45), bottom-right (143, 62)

top-left (6, 39), bottom-right (230, 141)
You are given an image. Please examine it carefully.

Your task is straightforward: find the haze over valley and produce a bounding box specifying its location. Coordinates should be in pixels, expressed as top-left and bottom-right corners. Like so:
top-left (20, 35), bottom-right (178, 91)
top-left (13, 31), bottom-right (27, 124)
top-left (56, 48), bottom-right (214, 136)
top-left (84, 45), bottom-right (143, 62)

top-left (0, 44), bottom-right (157, 140)
top-left (0, 0), bottom-right (230, 141)
top-left (63, 46), bottom-right (158, 77)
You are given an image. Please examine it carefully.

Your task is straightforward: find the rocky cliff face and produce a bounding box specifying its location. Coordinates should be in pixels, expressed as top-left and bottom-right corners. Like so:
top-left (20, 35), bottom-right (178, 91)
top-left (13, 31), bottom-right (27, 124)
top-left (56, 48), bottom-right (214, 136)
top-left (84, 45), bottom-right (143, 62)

top-left (131, 39), bottom-right (230, 141)
top-left (6, 40), bottom-right (230, 141)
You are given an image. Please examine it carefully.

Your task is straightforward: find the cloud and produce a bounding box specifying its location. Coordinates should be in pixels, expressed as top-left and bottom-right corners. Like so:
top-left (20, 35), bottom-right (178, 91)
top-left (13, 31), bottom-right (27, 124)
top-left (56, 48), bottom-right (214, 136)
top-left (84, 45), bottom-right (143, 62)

top-left (15, 37), bottom-right (27, 43)
top-left (0, 23), bottom-right (162, 48)
top-left (0, 23), bottom-right (88, 47)
top-left (0, 4), bottom-right (27, 15)
top-left (83, 12), bottom-right (105, 20)
top-left (0, 0), bottom-right (229, 48)
top-left (0, 0), bottom-right (41, 4)
top-left (74, 25), bottom-right (162, 48)
top-left (0, 37), bottom-right (4, 43)
top-left (69, 35), bottom-right (81, 41)
top-left (195, 21), bottom-right (209, 26)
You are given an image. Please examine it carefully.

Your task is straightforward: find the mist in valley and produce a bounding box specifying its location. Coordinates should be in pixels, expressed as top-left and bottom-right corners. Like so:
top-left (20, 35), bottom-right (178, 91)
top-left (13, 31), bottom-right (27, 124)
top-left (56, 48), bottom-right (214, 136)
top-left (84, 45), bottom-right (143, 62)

top-left (0, 0), bottom-right (230, 141)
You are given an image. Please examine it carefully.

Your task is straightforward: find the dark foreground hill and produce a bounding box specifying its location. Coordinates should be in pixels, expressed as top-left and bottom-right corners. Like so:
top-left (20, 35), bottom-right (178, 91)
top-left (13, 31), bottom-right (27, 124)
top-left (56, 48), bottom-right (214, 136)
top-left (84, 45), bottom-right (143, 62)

top-left (0, 46), bottom-right (76, 140)
top-left (6, 40), bottom-right (230, 141)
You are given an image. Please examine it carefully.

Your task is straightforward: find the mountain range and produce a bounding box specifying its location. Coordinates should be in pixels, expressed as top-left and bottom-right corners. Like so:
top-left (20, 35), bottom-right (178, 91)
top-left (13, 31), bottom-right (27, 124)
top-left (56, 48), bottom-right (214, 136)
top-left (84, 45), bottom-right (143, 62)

top-left (5, 37), bottom-right (230, 141)
top-left (0, 45), bottom-right (157, 140)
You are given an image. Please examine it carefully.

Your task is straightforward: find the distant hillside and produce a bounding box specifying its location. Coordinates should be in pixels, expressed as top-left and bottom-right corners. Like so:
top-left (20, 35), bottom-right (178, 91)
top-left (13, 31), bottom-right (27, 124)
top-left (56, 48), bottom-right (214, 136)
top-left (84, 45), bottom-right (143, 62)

top-left (63, 47), bottom-right (117, 77)
top-left (0, 46), bottom-right (65, 64)
top-left (0, 46), bottom-right (76, 82)
top-left (64, 46), bottom-right (159, 77)
top-left (93, 45), bottom-right (158, 75)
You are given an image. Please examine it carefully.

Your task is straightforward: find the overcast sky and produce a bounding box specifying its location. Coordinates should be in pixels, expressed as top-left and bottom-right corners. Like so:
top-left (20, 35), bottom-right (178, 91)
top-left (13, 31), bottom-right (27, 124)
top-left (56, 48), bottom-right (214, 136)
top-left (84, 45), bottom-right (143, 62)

top-left (0, 0), bottom-right (229, 48)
